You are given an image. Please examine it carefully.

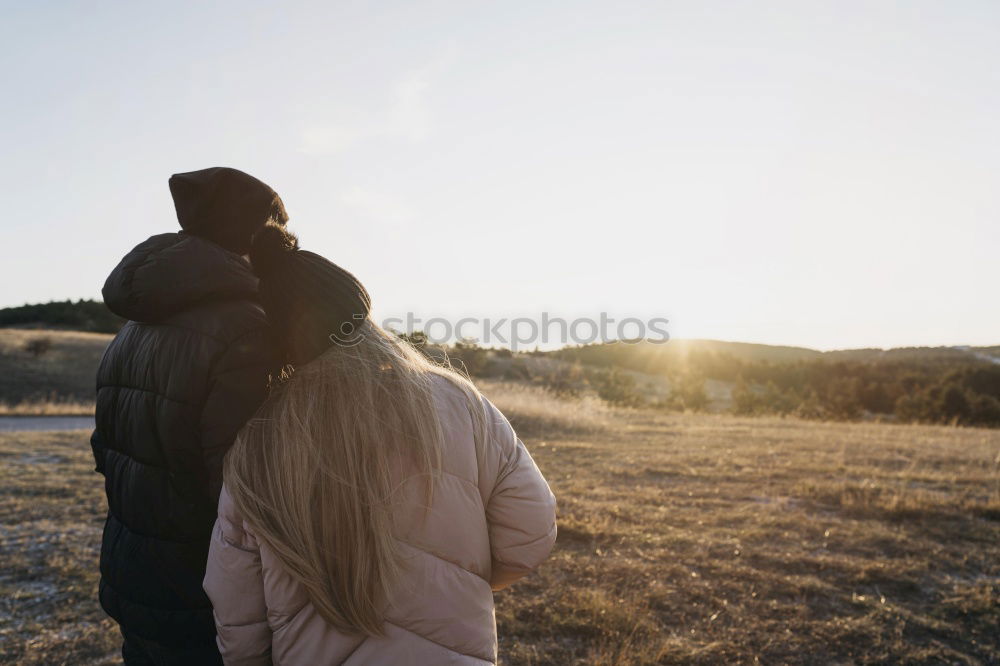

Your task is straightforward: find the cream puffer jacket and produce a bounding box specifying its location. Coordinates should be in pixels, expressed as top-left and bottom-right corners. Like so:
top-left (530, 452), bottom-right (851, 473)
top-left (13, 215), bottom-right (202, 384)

top-left (203, 378), bottom-right (557, 665)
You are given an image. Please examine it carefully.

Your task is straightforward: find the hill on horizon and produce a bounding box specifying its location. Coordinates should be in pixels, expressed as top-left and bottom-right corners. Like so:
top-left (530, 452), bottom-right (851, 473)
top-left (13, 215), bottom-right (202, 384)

top-left (0, 300), bottom-right (123, 334)
top-left (652, 338), bottom-right (822, 362)
top-left (552, 338), bottom-right (1000, 372)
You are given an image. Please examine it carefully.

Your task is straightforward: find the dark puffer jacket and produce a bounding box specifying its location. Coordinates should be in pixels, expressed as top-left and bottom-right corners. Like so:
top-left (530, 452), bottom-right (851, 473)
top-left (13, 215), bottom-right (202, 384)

top-left (91, 232), bottom-right (276, 645)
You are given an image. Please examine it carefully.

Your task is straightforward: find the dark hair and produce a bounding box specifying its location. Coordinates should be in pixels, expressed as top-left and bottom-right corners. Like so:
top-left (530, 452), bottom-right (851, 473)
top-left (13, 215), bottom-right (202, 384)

top-left (269, 194), bottom-right (289, 225)
top-left (250, 222), bottom-right (371, 366)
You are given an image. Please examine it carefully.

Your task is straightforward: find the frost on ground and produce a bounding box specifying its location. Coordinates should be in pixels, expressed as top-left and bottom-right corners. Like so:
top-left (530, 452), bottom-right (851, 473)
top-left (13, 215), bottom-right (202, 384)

top-left (0, 430), bottom-right (119, 665)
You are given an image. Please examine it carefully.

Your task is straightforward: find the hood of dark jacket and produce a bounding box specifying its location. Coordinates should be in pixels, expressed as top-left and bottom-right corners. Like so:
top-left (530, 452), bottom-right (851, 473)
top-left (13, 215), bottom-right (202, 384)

top-left (103, 233), bottom-right (258, 323)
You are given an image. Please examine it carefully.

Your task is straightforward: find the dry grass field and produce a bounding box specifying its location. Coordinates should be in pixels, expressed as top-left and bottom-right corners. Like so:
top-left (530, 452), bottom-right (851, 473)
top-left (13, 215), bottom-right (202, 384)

top-left (1, 382), bottom-right (998, 665)
top-left (0, 329), bottom-right (110, 412)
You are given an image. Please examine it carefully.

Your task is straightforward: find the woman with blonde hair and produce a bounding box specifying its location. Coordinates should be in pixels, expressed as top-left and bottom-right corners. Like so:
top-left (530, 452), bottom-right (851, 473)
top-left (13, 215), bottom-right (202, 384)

top-left (202, 223), bottom-right (557, 665)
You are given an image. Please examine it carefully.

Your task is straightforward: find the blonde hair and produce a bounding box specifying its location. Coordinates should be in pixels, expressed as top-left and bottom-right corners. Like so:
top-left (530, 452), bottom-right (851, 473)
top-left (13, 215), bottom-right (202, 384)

top-left (224, 320), bottom-right (487, 636)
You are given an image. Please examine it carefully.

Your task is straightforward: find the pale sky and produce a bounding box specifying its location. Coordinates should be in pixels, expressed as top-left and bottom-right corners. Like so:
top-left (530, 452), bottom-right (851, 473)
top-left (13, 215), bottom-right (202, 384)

top-left (1, 1), bottom-right (997, 350)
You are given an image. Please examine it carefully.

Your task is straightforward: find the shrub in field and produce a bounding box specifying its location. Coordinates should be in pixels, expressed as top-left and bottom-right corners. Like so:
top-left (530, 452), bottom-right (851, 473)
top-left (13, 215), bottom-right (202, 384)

top-left (820, 377), bottom-right (863, 419)
top-left (24, 336), bottom-right (53, 358)
top-left (896, 381), bottom-right (1000, 427)
top-left (665, 372), bottom-right (709, 411)
top-left (535, 362), bottom-right (588, 397)
top-left (731, 379), bottom-right (798, 416)
top-left (793, 388), bottom-right (829, 419)
top-left (446, 338), bottom-right (494, 377)
top-left (593, 369), bottom-right (645, 407)
top-left (969, 393), bottom-right (1000, 426)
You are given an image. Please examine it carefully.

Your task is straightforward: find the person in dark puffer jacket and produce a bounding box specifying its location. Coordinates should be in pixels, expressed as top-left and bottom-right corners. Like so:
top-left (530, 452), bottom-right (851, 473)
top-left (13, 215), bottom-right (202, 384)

top-left (91, 167), bottom-right (287, 665)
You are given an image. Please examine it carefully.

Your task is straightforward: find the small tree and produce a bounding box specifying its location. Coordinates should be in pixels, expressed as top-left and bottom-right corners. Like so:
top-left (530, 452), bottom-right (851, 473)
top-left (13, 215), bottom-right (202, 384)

top-left (823, 377), bottom-right (863, 420)
top-left (794, 388), bottom-right (828, 420)
top-left (761, 381), bottom-right (798, 415)
top-left (668, 372), bottom-right (709, 412)
top-left (969, 393), bottom-right (1000, 427)
top-left (595, 369), bottom-right (644, 407)
top-left (731, 378), bottom-right (761, 415)
top-left (894, 390), bottom-right (933, 423)
top-left (539, 362), bottom-right (586, 398)
top-left (938, 384), bottom-right (971, 424)
top-left (448, 338), bottom-right (491, 377)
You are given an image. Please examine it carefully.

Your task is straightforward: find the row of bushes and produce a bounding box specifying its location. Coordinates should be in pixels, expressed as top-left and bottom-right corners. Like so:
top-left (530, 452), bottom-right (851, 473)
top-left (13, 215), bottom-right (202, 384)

top-left (725, 364), bottom-right (1000, 426)
top-left (555, 341), bottom-right (1000, 427)
top-left (604, 366), bottom-right (1000, 427)
top-left (400, 335), bottom-right (1000, 427)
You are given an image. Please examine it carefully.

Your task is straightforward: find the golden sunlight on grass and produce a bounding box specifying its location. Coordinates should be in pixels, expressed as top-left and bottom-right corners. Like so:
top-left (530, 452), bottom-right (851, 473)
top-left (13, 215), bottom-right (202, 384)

top-left (478, 379), bottom-right (615, 437)
top-left (0, 329), bottom-right (109, 412)
top-left (483, 383), bottom-right (999, 664)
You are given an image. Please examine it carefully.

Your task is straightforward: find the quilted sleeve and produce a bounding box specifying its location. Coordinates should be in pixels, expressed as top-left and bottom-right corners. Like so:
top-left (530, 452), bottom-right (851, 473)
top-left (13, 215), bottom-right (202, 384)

top-left (480, 398), bottom-right (558, 590)
top-left (203, 485), bottom-right (273, 665)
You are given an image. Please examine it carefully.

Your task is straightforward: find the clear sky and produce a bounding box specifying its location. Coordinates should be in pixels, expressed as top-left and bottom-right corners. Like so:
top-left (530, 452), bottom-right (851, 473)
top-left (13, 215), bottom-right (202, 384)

top-left (1, 1), bottom-right (997, 350)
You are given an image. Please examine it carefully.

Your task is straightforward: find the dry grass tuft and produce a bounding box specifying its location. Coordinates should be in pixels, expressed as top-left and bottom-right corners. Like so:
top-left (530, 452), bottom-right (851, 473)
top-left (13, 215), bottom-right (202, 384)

top-left (0, 398), bottom-right (94, 416)
top-left (478, 380), bottom-right (618, 438)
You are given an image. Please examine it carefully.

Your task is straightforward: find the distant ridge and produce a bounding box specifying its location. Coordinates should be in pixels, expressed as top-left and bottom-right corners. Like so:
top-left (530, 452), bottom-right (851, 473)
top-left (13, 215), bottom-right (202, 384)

top-left (661, 339), bottom-right (822, 362)
top-left (555, 339), bottom-right (1000, 368)
top-left (0, 300), bottom-right (123, 334)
